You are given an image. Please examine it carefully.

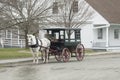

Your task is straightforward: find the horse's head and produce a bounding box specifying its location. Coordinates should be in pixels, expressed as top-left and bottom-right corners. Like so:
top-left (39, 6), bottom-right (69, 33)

top-left (27, 34), bottom-right (36, 45)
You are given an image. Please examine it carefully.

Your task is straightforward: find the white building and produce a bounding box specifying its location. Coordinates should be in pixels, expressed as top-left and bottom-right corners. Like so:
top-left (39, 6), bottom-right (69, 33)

top-left (0, 29), bottom-right (25, 48)
top-left (86, 0), bottom-right (120, 51)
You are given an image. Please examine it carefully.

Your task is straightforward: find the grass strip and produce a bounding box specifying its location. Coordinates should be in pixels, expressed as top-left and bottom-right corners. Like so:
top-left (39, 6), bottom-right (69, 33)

top-left (0, 48), bottom-right (32, 60)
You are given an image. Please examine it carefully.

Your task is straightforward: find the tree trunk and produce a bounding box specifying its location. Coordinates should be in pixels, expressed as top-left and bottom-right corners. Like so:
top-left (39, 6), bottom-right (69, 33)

top-left (25, 30), bottom-right (29, 49)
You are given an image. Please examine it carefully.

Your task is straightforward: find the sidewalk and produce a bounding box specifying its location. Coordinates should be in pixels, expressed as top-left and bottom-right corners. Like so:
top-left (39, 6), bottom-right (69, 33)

top-left (0, 51), bottom-right (120, 64)
top-left (0, 58), bottom-right (33, 64)
top-left (86, 51), bottom-right (120, 56)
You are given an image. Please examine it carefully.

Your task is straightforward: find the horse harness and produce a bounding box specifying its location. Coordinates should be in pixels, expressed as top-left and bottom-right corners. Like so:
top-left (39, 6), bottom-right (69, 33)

top-left (29, 38), bottom-right (49, 49)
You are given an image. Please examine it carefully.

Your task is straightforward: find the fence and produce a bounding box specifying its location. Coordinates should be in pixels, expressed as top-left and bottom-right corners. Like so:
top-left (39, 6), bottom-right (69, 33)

top-left (0, 38), bottom-right (25, 48)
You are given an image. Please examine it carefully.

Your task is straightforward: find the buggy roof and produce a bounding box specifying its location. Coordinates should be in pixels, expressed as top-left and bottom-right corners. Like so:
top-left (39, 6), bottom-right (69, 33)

top-left (40, 27), bottom-right (81, 30)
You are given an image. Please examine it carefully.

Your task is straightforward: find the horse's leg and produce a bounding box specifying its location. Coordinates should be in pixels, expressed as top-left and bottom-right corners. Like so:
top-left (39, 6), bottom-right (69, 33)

top-left (36, 52), bottom-right (39, 64)
top-left (36, 49), bottom-right (40, 64)
top-left (42, 51), bottom-right (45, 63)
top-left (41, 49), bottom-right (48, 63)
top-left (44, 50), bottom-right (47, 63)
top-left (46, 49), bottom-right (49, 63)
top-left (40, 51), bottom-right (44, 61)
top-left (30, 48), bottom-right (36, 63)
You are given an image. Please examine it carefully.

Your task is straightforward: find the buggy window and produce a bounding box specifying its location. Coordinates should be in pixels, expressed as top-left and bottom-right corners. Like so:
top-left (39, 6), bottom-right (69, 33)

top-left (75, 30), bottom-right (80, 39)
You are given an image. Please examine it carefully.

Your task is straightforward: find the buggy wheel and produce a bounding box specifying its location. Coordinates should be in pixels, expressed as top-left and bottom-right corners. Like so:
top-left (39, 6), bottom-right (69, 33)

top-left (55, 52), bottom-right (62, 62)
top-left (76, 43), bottom-right (85, 61)
top-left (62, 48), bottom-right (71, 62)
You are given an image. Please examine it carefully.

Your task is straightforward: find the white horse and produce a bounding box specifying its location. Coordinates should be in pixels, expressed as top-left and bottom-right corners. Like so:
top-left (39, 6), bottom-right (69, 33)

top-left (27, 34), bottom-right (50, 64)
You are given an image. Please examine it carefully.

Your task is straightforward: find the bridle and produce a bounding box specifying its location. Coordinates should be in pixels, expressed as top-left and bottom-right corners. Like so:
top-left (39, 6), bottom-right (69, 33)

top-left (28, 36), bottom-right (39, 48)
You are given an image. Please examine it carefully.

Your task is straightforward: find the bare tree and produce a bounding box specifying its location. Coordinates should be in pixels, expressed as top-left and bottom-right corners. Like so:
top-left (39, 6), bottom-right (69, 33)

top-left (47, 0), bottom-right (94, 35)
top-left (0, 0), bottom-right (52, 48)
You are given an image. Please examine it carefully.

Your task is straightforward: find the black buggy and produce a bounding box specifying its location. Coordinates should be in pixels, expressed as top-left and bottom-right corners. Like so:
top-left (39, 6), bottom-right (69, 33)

top-left (41, 28), bottom-right (85, 62)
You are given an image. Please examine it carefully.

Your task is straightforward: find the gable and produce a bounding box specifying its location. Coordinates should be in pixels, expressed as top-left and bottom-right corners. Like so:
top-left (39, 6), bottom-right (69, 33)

top-left (85, 0), bottom-right (120, 24)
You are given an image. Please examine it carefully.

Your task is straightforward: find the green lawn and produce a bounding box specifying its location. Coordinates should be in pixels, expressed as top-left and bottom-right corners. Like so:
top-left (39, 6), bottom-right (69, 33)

top-left (0, 48), bottom-right (96, 60)
top-left (0, 48), bottom-right (32, 60)
top-left (85, 49), bottom-right (95, 53)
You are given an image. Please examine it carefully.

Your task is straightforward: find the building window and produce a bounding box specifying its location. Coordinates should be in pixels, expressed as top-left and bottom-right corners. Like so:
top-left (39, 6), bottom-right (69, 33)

top-left (12, 29), bottom-right (18, 38)
top-left (114, 29), bottom-right (119, 39)
top-left (52, 2), bottom-right (58, 14)
top-left (72, 0), bottom-right (78, 13)
top-left (98, 28), bottom-right (103, 39)
top-left (6, 30), bottom-right (12, 39)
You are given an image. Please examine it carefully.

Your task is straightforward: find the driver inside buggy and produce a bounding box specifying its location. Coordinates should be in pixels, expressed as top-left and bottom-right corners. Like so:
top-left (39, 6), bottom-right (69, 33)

top-left (44, 33), bottom-right (62, 52)
top-left (45, 33), bottom-right (58, 42)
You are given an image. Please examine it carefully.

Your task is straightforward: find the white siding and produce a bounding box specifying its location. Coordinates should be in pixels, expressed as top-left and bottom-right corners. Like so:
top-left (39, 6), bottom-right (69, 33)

top-left (93, 27), bottom-right (107, 47)
top-left (109, 26), bottom-right (120, 46)
top-left (81, 23), bottom-right (93, 48)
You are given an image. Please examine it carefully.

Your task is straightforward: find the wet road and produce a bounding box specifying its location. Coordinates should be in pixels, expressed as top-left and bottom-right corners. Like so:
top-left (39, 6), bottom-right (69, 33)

top-left (0, 53), bottom-right (120, 80)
